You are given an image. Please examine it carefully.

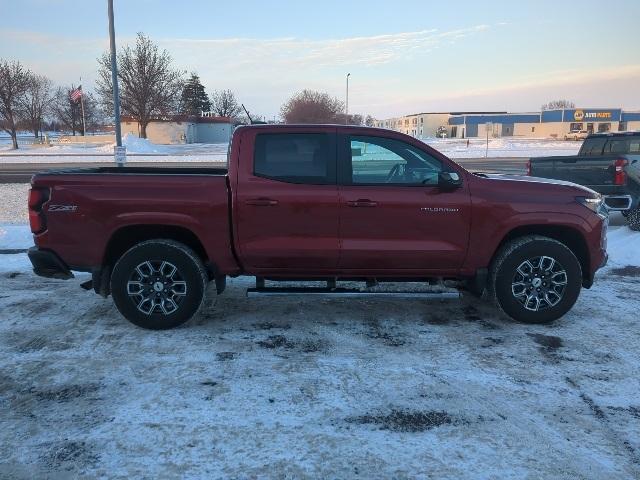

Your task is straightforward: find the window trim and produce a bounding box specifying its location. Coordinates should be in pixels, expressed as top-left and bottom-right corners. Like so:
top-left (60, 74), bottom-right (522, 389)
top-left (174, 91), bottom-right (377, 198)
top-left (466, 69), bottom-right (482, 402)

top-left (337, 133), bottom-right (445, 187)
top-left (252, 132), bottom-right (337, 185)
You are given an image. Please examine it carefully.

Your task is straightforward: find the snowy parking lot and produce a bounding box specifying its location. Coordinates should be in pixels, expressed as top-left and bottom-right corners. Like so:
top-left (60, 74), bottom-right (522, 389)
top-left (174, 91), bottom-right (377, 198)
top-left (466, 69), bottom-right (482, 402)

top-left (1, 202), bottom-right (639, 477)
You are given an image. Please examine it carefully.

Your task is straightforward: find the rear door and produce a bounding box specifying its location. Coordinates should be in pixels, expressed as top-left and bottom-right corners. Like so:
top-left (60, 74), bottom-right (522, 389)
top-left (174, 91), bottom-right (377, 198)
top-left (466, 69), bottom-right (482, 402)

top-left (337, 133), bottom-right (471, 271)
top-left (234, 128), bottom-right (339, 271)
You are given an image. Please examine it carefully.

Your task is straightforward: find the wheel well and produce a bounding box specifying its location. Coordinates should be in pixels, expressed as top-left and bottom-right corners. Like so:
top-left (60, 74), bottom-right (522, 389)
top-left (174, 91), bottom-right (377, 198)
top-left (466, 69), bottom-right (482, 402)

top-left (494, 225), bottom-right (590, 280)
top-left (103, 224), bottom-right (208, 268)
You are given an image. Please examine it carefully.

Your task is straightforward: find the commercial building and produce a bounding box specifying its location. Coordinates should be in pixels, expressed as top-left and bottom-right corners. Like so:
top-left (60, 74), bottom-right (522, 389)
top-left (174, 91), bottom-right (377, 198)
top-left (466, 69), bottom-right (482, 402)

top-left (376, 108), bottom-right (640, 139)
top-left (121, 115), bottom-right (234, 144)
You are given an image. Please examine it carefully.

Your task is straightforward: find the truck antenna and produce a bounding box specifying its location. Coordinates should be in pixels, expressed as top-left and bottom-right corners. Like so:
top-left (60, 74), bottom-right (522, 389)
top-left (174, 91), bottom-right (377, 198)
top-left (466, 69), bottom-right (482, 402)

top-left (241, 104), bottom-right (253, 124)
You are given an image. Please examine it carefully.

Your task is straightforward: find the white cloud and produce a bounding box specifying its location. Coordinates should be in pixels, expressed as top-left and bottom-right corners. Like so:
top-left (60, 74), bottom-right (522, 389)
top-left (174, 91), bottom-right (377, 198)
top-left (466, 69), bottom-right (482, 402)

top-left (159, 25), bottom-right (491, 70)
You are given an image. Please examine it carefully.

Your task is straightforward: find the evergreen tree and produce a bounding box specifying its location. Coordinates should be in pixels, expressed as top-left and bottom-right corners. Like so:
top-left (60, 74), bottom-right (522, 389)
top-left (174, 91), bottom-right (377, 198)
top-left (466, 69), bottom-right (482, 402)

top-left (180, 73), bottom-right (211, 115)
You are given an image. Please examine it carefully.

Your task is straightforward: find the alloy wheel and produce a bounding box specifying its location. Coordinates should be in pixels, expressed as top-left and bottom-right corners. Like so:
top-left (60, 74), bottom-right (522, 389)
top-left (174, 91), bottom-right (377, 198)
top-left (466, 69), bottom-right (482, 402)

top-left (126, 260), bottom-right (187, 315)
top-left (511, 256), bottom-right (567, 311)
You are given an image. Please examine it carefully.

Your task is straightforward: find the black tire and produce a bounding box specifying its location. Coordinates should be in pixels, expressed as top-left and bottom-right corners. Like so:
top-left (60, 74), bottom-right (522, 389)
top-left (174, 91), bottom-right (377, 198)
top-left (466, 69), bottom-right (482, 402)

top-left (110, 239), bottom-right (207, 329)
top-left (489, 235), bottom-right (582, 324)
top-left (627, 206), bottom-right (640, 231)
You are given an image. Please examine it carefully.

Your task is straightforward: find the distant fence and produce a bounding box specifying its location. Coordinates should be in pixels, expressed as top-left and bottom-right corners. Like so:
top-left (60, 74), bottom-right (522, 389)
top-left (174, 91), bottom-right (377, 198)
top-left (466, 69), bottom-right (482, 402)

top-left (1, 133), bottom-right (113, 146)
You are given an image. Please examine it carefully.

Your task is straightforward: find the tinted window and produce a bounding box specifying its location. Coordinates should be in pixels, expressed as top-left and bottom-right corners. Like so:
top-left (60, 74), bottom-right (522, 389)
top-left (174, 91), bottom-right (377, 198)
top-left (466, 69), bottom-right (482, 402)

top-left (604, 137), bottom-right (640, 154)
top-left (605, 139), bottom-right (628, 154)
top-left (348, 136), bottom-right (442, 185)
top-left (254, 133), bottom-right (333, 184)
top-left (581, 137), bottom-right (606, 156)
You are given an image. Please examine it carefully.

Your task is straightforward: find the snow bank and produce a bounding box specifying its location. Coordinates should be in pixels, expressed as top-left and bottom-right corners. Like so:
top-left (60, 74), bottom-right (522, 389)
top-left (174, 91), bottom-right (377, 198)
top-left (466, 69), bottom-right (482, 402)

top-left (97, 133), bottom-right (172, 154)
top-left (606, 226), bottom-right (640, 266)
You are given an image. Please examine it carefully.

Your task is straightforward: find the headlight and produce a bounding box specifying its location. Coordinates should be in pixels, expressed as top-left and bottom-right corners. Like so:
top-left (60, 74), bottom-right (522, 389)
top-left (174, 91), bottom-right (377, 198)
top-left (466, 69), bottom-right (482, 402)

top-left (576, 196), bottom-right (605, 214)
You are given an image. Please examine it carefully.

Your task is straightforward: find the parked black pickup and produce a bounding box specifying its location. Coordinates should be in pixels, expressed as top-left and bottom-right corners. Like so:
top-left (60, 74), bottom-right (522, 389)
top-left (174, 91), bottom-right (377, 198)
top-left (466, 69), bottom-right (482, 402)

top-left (529, 132), bottom-right (640, 230)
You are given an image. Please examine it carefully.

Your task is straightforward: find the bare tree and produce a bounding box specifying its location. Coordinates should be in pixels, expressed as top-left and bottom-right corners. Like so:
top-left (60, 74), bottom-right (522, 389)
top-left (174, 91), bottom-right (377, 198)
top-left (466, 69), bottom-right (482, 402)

top-left (210, 89), bottom-right (242, 118)
top-left (19, 73), bottom-right (53, 139)
top-left (97, 33), bottom-right (184, 138)
top-left (365, 115), bottom-right (376, 127)
top-left (280, 90), bottom-right (344, 124)
top-left (541, 99), bottom-right (575, 111)
top-left (0, 59), bottom-right (31, 149)
top-left (52, 86), bottom-right (99, 136)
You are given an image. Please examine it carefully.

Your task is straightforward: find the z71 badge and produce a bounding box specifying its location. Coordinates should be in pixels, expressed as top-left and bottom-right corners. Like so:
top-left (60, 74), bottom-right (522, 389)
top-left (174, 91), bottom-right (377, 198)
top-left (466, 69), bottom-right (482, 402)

top-left (48, 204), bottom-right (78, 212)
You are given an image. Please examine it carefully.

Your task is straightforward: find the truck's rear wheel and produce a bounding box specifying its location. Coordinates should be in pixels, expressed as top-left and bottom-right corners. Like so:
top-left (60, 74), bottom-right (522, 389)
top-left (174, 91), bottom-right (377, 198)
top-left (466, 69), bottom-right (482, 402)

top-left (111, 240), bottom-right (207, 329)
top-left (490, 236), bottom-right (582, 324)
top-left (626, 206), bottom-right (640, 231)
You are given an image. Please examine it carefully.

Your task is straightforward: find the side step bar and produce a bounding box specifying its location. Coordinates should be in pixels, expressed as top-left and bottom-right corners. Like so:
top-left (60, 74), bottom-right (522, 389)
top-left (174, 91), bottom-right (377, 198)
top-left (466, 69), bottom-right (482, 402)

top-left (246, 287), bottom-right (461, 299)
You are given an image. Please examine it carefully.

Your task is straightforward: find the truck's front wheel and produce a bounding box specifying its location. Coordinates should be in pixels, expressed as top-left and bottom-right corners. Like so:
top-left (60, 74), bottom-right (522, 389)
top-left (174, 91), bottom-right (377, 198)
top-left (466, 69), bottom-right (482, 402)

top-left (111, 240), bottom-right (207, 329)
top-left (490, 236), bottom-right (582, 324)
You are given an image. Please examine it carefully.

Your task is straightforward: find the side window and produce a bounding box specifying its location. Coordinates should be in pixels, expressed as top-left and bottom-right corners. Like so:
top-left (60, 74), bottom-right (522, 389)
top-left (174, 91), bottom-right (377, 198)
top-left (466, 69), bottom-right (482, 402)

top-left (348, 135), bottom-right (442, 186)
top-left (629, 139), bottom-right (640, 153)
top-left (580, 137), bottom-right (606, 156)
top-left (254, 133), bottom-right (333, 184)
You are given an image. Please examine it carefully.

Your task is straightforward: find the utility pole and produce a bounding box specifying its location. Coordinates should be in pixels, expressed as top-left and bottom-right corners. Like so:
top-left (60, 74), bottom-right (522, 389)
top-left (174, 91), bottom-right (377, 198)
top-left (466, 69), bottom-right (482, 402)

top-left (345, 73), bottom-right (351, 125)
top-left (108, 0), bottom-right (125, 166)
top-left (79, 77), bottom-right (86, 137)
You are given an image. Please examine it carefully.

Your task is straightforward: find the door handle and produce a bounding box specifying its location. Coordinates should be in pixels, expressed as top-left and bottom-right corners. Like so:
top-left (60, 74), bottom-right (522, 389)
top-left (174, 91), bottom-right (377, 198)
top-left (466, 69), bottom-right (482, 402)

top-left (347, 199), bottom-right (378, 207)
top-left (245, 198), bottom-right (278, 206)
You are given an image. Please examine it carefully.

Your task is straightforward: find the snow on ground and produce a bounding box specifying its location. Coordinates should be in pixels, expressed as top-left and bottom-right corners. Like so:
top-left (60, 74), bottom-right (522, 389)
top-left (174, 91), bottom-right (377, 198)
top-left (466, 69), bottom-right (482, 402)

top-left (0, 138), bottom-right (228, 163)
top-left (0, 219), bottom-right (639, 477)
top-left (95, 133), bottom-right (173, 154)
top-left (607, 227), bottom-right (640, 266)
top-left (0, 137), bottom-right (577, 164)
top-left (426, 137), bottom-right (581, 159)
top-left (0, 225), bottom-right (32, 250)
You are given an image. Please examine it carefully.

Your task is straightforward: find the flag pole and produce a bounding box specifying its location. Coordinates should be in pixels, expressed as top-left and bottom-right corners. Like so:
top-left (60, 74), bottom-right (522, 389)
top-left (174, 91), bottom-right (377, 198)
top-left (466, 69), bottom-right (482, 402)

top-left (79, 77), bottom-right (86, 136)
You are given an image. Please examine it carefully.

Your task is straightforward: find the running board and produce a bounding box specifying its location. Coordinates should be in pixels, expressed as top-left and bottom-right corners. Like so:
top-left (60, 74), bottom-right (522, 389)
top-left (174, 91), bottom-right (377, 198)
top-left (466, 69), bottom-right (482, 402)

top-left (246, 287), bottom-right (461, 299)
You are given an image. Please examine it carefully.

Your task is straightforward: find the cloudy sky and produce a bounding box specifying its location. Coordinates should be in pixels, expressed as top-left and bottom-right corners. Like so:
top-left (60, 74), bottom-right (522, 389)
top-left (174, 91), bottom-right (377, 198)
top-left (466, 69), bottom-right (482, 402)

top-left (1, 0), bottom-right (639, 119)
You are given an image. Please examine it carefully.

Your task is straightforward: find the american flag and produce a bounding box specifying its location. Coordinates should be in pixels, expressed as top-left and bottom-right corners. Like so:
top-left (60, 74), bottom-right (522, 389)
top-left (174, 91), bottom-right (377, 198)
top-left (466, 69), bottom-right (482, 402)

top-left (69, 87), bottom-right (82, 102)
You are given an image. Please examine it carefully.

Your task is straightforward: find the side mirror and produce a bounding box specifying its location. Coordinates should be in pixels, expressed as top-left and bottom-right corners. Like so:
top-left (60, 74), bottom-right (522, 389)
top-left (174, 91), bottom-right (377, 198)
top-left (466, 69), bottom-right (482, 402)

top-left (438, 171), bottom-right (463, 190)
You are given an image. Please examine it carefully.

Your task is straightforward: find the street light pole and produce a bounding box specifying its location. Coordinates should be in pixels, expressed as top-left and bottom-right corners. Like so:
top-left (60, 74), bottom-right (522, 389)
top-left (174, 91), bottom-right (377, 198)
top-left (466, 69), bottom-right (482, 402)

top-left (108, 0), bottom-right (124, 165)
top-left (345, 73), bottom-right (351, 125)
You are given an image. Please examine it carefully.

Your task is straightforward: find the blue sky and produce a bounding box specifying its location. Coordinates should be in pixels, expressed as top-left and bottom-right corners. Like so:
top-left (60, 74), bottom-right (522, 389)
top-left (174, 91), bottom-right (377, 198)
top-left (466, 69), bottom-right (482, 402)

top-left (1, 0), bottom-right (639, 119)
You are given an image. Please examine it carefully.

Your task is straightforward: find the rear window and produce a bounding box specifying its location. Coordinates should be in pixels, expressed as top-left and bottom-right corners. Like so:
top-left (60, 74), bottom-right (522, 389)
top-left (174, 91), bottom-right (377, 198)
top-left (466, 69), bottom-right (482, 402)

top-left (604, 137), bottom-right (640, 154)
top-left (580, 137), bottom-right (606, 156)
top-left (253, 133), bottom-right (334, 184)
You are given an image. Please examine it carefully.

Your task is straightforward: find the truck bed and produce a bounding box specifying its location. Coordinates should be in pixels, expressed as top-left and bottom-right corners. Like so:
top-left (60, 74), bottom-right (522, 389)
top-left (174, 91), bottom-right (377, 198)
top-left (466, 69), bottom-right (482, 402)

top-left (529, 154), bottom-right (620, 191)
top-left (30, 167), bottom-right (238, 274)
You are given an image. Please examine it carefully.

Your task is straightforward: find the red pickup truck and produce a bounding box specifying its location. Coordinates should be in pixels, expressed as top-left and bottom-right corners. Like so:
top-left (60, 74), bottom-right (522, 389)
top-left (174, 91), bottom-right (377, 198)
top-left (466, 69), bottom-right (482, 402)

top-left (28, 125), bottom-right (608, 329)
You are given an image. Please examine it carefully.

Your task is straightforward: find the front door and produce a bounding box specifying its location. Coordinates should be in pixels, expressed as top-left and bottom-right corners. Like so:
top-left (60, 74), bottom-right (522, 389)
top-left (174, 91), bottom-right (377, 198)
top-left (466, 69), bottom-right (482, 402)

top-left (235, 129), bottom-right (339, 271)
top-left (338, 134), bottom-right (471, 272)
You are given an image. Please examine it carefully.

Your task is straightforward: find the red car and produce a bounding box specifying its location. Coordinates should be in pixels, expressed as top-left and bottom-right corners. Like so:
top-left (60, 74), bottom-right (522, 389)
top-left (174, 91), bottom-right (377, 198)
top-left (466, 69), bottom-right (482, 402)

top-left (28, 125), bottom-right (608, 329)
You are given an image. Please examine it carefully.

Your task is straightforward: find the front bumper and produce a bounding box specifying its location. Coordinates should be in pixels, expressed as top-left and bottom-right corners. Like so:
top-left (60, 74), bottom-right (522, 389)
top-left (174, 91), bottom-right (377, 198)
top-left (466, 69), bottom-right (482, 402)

top-left (28, 247), bottom-right (74, 280)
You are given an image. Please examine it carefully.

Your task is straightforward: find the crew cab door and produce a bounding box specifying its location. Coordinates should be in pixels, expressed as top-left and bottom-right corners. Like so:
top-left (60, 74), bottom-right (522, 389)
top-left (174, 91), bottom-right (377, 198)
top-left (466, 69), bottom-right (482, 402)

top-left (234, 128), bottom-right (339, 271)
top-left (337, 133), bottom-right (471, 271)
